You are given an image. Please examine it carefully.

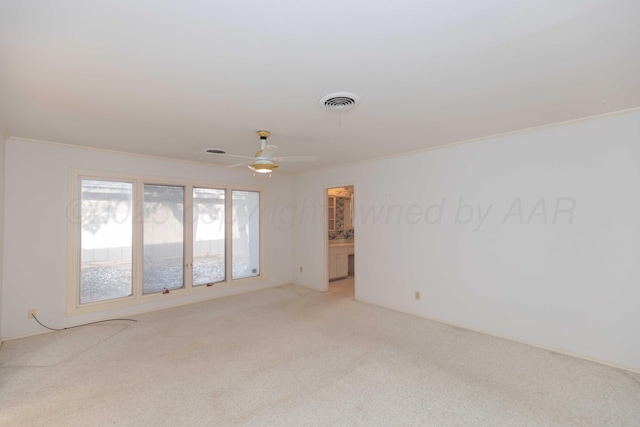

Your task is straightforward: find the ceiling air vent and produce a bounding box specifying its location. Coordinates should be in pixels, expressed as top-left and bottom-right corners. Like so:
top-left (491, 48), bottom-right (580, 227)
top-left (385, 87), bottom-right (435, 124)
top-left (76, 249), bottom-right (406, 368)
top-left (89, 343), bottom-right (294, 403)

top-left (319, 92), bottom-right (360, 111)
top-left (206, 148), bottom-right (226, 154)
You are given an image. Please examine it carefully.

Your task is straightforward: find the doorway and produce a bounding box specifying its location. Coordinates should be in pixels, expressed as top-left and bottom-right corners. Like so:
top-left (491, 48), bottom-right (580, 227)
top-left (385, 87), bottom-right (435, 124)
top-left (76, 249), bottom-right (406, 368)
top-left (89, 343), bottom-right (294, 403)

top-left (326, 185), bottom-right (355, 298)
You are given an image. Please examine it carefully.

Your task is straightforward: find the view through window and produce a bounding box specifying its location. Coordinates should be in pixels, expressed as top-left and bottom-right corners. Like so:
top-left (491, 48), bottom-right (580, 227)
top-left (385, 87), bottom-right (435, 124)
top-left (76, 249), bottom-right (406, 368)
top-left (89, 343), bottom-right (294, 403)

top-left (232, 190), bottom-right (260, 279)
top-left (80, 179), bottom-right (133, 304)
top-left (193, 187), bottom-right (226, 286)
top-left (143, 184), bottom-right (185, 294)
top-left (74, 175), bottom-right (260, 308)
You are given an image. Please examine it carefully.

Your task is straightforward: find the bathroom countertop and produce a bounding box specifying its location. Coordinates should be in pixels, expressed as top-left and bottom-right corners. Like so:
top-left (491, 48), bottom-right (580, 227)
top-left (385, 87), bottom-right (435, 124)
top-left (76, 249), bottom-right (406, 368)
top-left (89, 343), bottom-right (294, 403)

top-left (328, 242), bottom-right (354, 247)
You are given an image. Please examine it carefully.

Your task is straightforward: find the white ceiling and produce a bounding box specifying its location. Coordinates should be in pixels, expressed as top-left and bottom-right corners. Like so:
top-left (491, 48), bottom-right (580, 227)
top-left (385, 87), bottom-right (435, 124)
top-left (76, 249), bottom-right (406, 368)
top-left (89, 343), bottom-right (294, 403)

top-left (1, 0), bottom-right (639, 174)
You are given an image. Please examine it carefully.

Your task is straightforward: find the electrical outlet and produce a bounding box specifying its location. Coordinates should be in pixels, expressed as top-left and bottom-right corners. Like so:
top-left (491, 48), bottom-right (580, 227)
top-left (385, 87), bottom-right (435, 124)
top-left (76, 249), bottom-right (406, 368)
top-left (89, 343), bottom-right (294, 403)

top-left (299, 266), bottom-right (303, 273)
top-left (414, 291), bottom-right (420, 301)
top-left (28, 308), bottom-right (37, 319)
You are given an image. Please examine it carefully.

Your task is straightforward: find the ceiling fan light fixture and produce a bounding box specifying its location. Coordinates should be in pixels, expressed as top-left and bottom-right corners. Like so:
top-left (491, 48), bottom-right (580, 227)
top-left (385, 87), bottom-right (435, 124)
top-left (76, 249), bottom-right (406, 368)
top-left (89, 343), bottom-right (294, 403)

top-left (248, 160), bottom-right (279, 174)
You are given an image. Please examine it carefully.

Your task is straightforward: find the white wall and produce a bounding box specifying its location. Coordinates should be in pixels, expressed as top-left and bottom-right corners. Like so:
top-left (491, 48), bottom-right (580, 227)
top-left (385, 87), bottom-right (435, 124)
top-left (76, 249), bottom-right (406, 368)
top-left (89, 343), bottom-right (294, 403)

top-left (1, 139), bottom-right (293, 339)
top-left (292, 109), bottom-right (640, 372)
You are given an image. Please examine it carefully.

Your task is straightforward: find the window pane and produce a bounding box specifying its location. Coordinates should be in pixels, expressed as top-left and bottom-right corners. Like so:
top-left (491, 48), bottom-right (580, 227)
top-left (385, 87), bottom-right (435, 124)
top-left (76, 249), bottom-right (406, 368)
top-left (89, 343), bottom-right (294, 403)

top-left (143, 184), bottom-right (185, 294)
top-left (193, 188), bottom-right (225, 285)
top-left (80, 179), bottom-right (133, 304)
top-left (232, 190), bottom-right (260, 279)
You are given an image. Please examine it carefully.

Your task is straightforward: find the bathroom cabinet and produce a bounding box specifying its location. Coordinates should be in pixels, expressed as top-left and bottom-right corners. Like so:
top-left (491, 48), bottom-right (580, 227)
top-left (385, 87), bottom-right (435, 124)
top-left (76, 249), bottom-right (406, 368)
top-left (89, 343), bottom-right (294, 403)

top-left (328, 244), bottom-right (353, 281)
top-left (328, 196), bottom-right (336, 231)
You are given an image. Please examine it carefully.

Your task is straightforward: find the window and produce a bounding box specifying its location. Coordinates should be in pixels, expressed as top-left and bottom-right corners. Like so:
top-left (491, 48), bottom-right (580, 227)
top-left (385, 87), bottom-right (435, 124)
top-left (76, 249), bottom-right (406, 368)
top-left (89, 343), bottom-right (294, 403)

top-left (232, 190), bottom-right (260, 279)
top-left (192, 188), bottom-right (226, 286)
top-left (80, 179), bottom-right (133, 304)
top-left (69, 172), bottom-right (261, 313)
top-left (143, 184), bottom-right (185, 294)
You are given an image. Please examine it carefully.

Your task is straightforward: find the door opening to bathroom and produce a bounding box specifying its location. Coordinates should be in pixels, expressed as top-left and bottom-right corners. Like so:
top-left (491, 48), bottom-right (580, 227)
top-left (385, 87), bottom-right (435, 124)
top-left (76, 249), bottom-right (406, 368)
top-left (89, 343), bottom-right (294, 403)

top-left (326, 186), bottom-right (355, 298)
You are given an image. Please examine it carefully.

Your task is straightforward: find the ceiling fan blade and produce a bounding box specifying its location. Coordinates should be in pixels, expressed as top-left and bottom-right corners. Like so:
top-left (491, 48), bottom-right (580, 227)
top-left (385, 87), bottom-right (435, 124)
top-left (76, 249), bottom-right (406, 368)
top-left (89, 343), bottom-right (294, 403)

top-left (261, 144), bottom-right (279, 158)
top-left (272, 155), bottom-right (318, 162)
top-left (227, 160), bottom-right (252, 168)
top-left (207, 153), bottom-right (255, 160)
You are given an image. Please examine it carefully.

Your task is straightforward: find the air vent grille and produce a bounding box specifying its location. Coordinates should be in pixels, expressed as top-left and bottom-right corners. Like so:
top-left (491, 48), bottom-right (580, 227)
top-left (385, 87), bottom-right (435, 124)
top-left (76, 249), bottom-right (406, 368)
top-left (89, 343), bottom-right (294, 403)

top-left (319, 92), bottom-right (360, 111)
top-left (206, 149), bottom-right (226, 154)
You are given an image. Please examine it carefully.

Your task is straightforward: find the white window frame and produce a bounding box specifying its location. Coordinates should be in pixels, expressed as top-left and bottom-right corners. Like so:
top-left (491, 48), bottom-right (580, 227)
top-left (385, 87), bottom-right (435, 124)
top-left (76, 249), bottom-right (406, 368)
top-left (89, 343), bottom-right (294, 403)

top-left (66, 169), bottom-right (265, 316)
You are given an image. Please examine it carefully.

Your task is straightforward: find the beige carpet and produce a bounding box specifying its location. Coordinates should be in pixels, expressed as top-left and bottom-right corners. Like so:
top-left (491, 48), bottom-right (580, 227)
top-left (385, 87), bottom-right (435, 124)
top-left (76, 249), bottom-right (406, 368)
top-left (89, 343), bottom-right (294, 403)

top-left (329, 275), bottom-right (355, 299)
top-left (1, 284), bottom-right (639, 426)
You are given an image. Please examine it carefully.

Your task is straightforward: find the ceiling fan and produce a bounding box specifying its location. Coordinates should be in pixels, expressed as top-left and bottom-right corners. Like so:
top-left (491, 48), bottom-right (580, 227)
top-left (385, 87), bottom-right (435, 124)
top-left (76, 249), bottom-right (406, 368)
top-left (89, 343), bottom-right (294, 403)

top-left (206, 131), bottom-right (317, 175)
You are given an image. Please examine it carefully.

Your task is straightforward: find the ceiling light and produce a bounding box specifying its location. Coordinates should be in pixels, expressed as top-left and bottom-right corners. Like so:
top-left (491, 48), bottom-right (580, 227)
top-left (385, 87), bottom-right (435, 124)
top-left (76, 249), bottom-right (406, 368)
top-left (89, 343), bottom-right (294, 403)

top-left (248, 159), bottom-right (279, 174)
